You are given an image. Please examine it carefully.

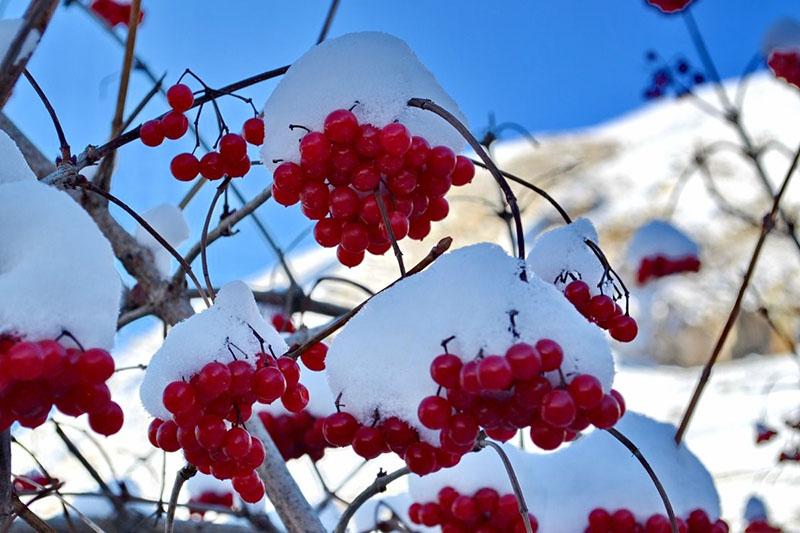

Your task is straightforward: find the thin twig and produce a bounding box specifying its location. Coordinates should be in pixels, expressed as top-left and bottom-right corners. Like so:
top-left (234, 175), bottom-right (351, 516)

top-left (22, 69), bottom-right (70, 160)
top-left (0, 431), bottom-right (10, 529)
top-left (333, 468), bottom-right (410, 533)
top-left (478, 439), bottom-right (533, 533)
top-left (164, 465), bottom-right (196, 533)
top-left (675, 141), bottom-right (800, 444)
top-left (200, 177), bottom-right (232, 300)
top-left (316, 0), bottom-right (340, 44)
top-left (375, 189), bottom-right (406, 276)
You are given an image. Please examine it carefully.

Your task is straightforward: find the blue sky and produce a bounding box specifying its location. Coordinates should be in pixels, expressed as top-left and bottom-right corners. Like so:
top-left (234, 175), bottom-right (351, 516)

top-left (4, 0), bottom-right (800, 319)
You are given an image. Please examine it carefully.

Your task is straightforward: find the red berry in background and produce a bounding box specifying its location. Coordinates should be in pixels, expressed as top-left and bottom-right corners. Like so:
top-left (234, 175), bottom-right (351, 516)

top-left (687, 509), bottom-right (711, 533)
top-left (337, 246), bottom-right (364, 268)
top-left (219, 133), bottom-right (247, 164)
top-left (199, 152), bottom-right (225, 180)
top-left (242, 117), bottom-right (265, 145)
top-left (477, 355), bottom-right (513, 390)
top-left (148, 418), bottom-right (163, 447)
top-left (418, 395), bottom-right (452, 430)
top-left (430, 354), bottom-right (463, 388)
top-left (140, 119), bottom-right (164, 146)
top-left (160, 111), bottom-right (189, 140)
top-left (587, 393), bottom-right (622, 429)
top-left (300, 131), bottom-right (331, 164)
top-left (647, 0), bottom-right (693, 14)
top-left (167, 84), bottom-right (194, 112)
top-left (324, 109), bottom-right (360, 145)
top-left (300, 343), bottom-right (327, 371)
top-left (610, 315), bottom-right (639, 342)
top-left (195, 362), bottom-right (232, 398)
top-left (452, 156), bottom-right (475, 186)
top-left (504, 342), bottom-right (541, 380)
top-left (323, 412), bottom-right (360, 447)
top-left (567, 374), bottom-right (603, 410)
top-left (427, 145), bottom-right (456, 177)
top-left (404, 441), bottom-right (437, 475)
top-left (380, 123), bottom-right (412, 156)
top-left (645, 514), bottom-right (671, 533)
top-left (170, 153), bottom-right (199, 181)
top-left (611, 509), bottom-right (636, 531)
top-left (88, 401), bottom-right (124, 436)
top-left (589, 508), bottom-right (612, 530)
top-left (536, 339), bottom-right (563, 372)
top-left (451, 495), bottom-right (479, 522)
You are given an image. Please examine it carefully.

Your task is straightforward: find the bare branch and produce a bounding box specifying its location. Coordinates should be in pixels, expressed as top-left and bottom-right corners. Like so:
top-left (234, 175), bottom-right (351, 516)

top-left (333, 467), bottom-right (410, 533)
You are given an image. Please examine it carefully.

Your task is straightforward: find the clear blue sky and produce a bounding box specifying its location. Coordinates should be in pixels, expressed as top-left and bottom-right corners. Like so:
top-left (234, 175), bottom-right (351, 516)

top-left (4, 0), bottom-right (800, 311)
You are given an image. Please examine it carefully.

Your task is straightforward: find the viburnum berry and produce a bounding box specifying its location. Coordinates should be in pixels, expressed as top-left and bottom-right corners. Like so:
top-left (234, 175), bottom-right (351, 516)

top-left (219, 133), bottom-right (247, 164)
top-left (329, 186), bottom-right (360, 219)
top-left (167, 83), bottom-right (194, 112)
top-left (148, 418), bottom-right (163, 447)
top-left (567, 374), bottom-right (603, 410)
top-left (337, 246), bottom-right (364, 268)
top-left (427, 145), bottom-right (456, 177)
top-left (156, 419), bottom-right (180, 452)
top-left (163, 381), bottom-right (196, 414)
top-left (160, 111), bottom-right (189, 140)
top-left (222, 427), bottom-right (252, 460)
top-left (587, 394), bottom-right (622, 429)
top-left (452, 156), bottom-right (475, 186)
top-left (300, 131), bottom-right (331, 164)
top-left (540, 390), bottom-right (577, 428)
top-left (610, 314), bottom-right (638, 343)
top-left (477, 355), bottom-right (513, 390)
top-left (199, 152), bottom-right (225, 180)
top-left (6, 342), bottom-right (44, 381)
top-left (324, 109), bottom-right (360, 145)
top-left (242, 117), bottom-right (265, 145)
top-left (195, 362), bottom-right (232, 398)
top-left (564, 279), bottom-right (591, 306)
top-left (380, 123), bottom-right (412, 156)
top-left (418, 395), bottom-right (452, 430)
top-left (536, 339), bottom-right (563, 372)
top-left (253, 366), bottom-right (286, 404)
top-left (88, 401), bottom-right (124, 436)
top-left (430, 354), bottom-right (463, 388)
top-left (281, 383), bottom-right (309, 413)
top-left (404, 441), bottom-right (437, 475)
top-left (170, 153), bottom-right (200, 182)
top-left (140, 119), bottom-right (164, 146)
top-left (227, 360), bottom-right (255, 396)
top-left (427, 197), bottom-right (449, 222)
top-left (504, 342), bottom-right (541, 380)
top-left (323, 412), bottom-right (360, 447)
top-left (224, 155), bottom-right (251, 178)
top-left (530, 425), bottom-right (565, 450)
top-left (314, 218), bottom-right (342, 248)
top-left (300, 343), bottom-right (327, 371)
top-left (351, 426), bottom-right (387, 459)
top-left (195, 414), bottom-right (227, 449)
top-left (647, 0), bottom-right (693, 14)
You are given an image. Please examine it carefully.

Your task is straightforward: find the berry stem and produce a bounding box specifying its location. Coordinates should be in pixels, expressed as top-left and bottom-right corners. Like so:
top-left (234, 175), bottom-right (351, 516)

top-left (22, 69), bottom-right (70, 161)
top-left (605, 428), bottom-right (678, 533)
top-left (675, 141), bottom-right (800, 445)
top-left (333, 467), bottom-right (410, 533)
top-left (478, 437), bottom-right (534, 533)
top-left (375, 189), bottom-right (406, 277)
top-left (201, 177), bottom-right (233, 301)
top-left (164, 464), bottom-right (196, 533)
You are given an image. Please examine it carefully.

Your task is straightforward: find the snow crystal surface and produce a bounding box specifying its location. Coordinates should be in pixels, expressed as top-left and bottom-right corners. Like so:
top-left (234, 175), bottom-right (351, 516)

top-left (326, 243), bottom-right (615, 443)
top-left (140, 282), bottom-right (287, 420)
top-left (0, 180), bottom-right (121, 349)
top-left (260, 31), bottom-right (467, 173)
top-left (0, 128), bottom-right (35, 184)
top-left (133, 204), bottom-right (190, 278)
top-left (527, 218), bottom-right (610, 295)
top-left (762, 18), bottom-right (800, 54)
top-left (408, 412), bottom-right (720, 531)
top-left (626, 219), bottom-right (699, 269)
top-left (0, 19), bottom-right (39, 65)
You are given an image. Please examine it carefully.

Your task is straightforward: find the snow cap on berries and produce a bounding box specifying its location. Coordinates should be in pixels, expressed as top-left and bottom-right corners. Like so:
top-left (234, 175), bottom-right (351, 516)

top-left (0, 180), bottom-right (121, 349)
top-left (527, 218), bottom-right (609, 296)
top-left (762, 18), bottom-right (800, 55)
top-left (133, 204), bottom-right (190, 278)
top-left (326, 243), bottom-right (615, 444)
top-left (260, 31), bottom-right (467, 172)
top-left (140, 281), bottom-right (287, 420)
top-left (626, 219), bottom-right (699, 270)
top-left (0, 129), bottom-right (36, 185)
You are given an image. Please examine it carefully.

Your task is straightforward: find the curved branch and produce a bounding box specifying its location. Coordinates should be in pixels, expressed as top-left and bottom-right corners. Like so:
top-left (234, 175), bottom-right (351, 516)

top-left (478, 439), bottom-right (533, 533)
top-left (333, 467), bottom-right (410, 533)
top-left (164, 465), bottom-right (196, 533)
top-left (200, 178), bottom-right (232, 300)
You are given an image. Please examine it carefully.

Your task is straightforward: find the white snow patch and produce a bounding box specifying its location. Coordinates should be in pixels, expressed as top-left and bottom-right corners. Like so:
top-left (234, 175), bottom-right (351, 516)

top-left (626, 219), bottom-right (700, 269)
top-left (326, 243), bottom-right (615, 444)
top-left (140, 281), bottom-right (287, 420)
top-left (133, 204), bottom-right (190, 278)
top-left (0, 128), bottom-right (35, 184)
top-left (260, 31), bottom-right (467, 173)
top-left (0, 180), bottom-right (121, 349)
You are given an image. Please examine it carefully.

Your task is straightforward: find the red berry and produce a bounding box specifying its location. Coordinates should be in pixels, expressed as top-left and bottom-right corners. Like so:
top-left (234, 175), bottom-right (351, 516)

top-left (589, 294), bottom-right (616, 322)
top-left (417, 396), bottom-right (452, 430)
top-left (300, 343), bottom-right (327, 371)
top-left (564, 280), bottom-right (591, 306)
top-left (430, 354), bottom-right (462, 388)
top-left (610, 315), bottom-right (638, 342)
top-left (219, 133), bottom-right (247, 164)
top-left (337, 246), bottom-right (364, 268)
top-left (7, 342), bottom-right (44, 381)
top-left (427, 146), bottom-right (456, 177)
top-left (281, 383), bottom-right (309, 413)
top-left (474, 487), bottom-right (499, 514)
top-left (451, 495), bottom-right (479, 523)
top-left (589, 508), bottom-right (612, 530)
top-left (541, 390), bottom-right (577, 428)
top-left (224, 155), bottom-right (251, 178)
top-left (408, 216), bottom-right (431, 241)
top-left (610, 389), bottom-right (626, 417)
top-left (170, 153), bottom-right (200, 181)
top-left (300, 131), bottom-right (331, 164)
top-left (587, 394), bottom-right (622, 429)
top-left (314, 218), bottom-right (342, 248)
top-left (340, 222), bottom-right (370, 253)
top-left (167, 84), bottom-right (194, 112)
top-left (199, 152), bottom-right (225, 180)
top-left (405, 136), bottom-right (430, 168)
top-left (300, 181), bottom-right (330, 212)
top-left (242, 117), bottom-right (265, 145)
top-left (148, 418), bottom-right (164, 447)
top-left (426, 197), bottom-right (449, 222)
top-left (388, 169), bottom-right (418, 196)
top-left (377, 211), bottom-right (410, 241)
top-left (477, 355), bottom-right (513, 390)
top-left (163, 381), bottom-right (196, 414)
top-left (567, 374), bottom-right (603, 410)
top-left (140, 120), bottom-right (164, 146)
top-left (253, 366), bottom-right (286, 404)
top-left (276, 357), bottom-right (300, 386)
top-left (222, 427), bottom-right (252, 460)
top-left (459, 360), bottom-right (482, 394)
top-left (687, 509), bottom-right (711, 533)
top-left (227, 360), bottom-right (255, 397)
top-left (645, 514), bottom-right (671, 533)
top-left (530, 425), bottom-right (564, 450)
top-left (156, 419), bottom-right (180, 451)
top-left (504, 342), bottom-right (542, 380)
top-left (329, 186), bottom-right (360, 219)
top-left (323, 412), bottom-right (359, 446)
top-left (160, 111), bottom-right (189, 140)
top-left (446, 412), bottom-right (479, 446)
top-left (273, 184), bottom-right (300, 207)
top-left (324, 109), bottom-right (360, 145)
top-left (404, 441), bottom-right (437, 475)
top-left (88, 401), bottom-right (123, 436)
top-left (351, 426), bottom-right (387, 459)
top-left (380, 123), bottom-right (412, 156)
top-left (351, 164), bottom-right (380, 192)
top-left (419, 502), bottom-right (442, 527)
top-left (536, 339), bottom-right (563, 372)
top-left (452, 156), bottom-right (475, 186)
top-left (196, 362), bottom-right (232, 398)
top-left (611, 509), bottom-right (636, 532)
top-left (273, 162), bottom-right (302, 191)
top-left (195, 415), bottom-right (227, 449)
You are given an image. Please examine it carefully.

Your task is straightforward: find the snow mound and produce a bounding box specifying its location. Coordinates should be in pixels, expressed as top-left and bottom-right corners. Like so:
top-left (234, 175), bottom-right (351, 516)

top-left (140, 281), bottom-right (287, 419)
top-left (326, 243), bottom-right (614, 443)
top-left (0, 19), bottom-right (40, 66)
top-left (0, 180), bottom-right (121, 349)
top-left (527, 218), bottom-right (610, 295)
top-left (626, 219), bottom-right (700, 268)
top-left (0, 128), bottom-right (35, 184)
top-left (260, 31), bottom-right (467, 173)
top-left (762, 18), bottom-right (800, 54)
top-left (133, 204), bottom-right (190, 278)
top-left (408, 412), bottom-right (720, 531)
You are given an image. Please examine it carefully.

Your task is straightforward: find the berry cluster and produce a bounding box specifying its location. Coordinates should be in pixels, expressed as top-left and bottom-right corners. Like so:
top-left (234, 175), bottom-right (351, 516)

top-left (272, 108), bottom-right (475, 267)
top-left (188, 489), bottom-right (234, 518)
top-left (269, 313), bottom-right (328, 371)
top-left (562, 280), bottom-right (639, 342)
top-left (258, 410), bottom-right (329, 462)
top-left (408, 486), bottom-right (538, 532)
top-left (778, 447), bottom-right (800, 463)
top-left (768, 50), bottom-right (800, 90)
top-left (636, 254), bottom-right (701, 285)
top-left (754, 417), bottom-right (800, 463)
top-left (321, 339), bottom-right (625, 476)
top-left (0, 336), bottom-right (123, 436)
top-left (642, 54), bottom-right (705, 101)
top-left (146, 353), bottom-right (309, 503)
top-left (586, 507), bottom-right (728, 533)
top-left (270, 313), bottom-right (296, 333)
top-left (90, 0), bottom-right (144, 28)
top-left (139, 83), bottom-right (264, 182)
top-left (745, 520), bottom-right (783, 533)
top-left (646, 0), bottom-right (693, 14)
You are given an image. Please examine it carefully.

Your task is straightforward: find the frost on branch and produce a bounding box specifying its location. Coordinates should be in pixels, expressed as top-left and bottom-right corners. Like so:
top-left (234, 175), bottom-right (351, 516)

top-left (260, 31), bottom-right (467, 173)
top-left (133, 203), bottom-right (190, 278)
top-left (140, 281), bottom-right (287, 420)
top-left (0, 179), bottom-right (121, 349)
top-left (326, 243), bottom-right (614, 444)
top-left (0, 129), bottom-right (36, 184)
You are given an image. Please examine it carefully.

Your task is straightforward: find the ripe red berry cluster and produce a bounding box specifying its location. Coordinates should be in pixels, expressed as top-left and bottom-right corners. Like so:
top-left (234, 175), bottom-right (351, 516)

top-left (587, 507), bottom-right (728, 533)
top-left (745, 519), bottom-right (783, 533)
top-left (188, 489), bottom-right (234, 518)
top-left (90, 0), bottom-right (144, 28)
top-left (636, 254), bottom-right (701, 285)
top-left (408, 486), bottom-right (538, 532)
top-left (146, 352), bottom-right (309, 503)
top-left (563, 280), bottom-right (639, 343)
top-left (646, 0), bottom-right (693, 13)
top-left (0, 336), bottom-right (123, 436)
top-left (139, 83), bottom-right (265, 182)
top-left (271, 108), bottom-right (476, 267)
top-left (271, 313), bottom-right (296, 333)
top-left (258, 410), bottom-right (329, 462)
top-left (768, 50), bottom-right (800, 90)
top-left (269, 313), bottom-right (328, 371)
